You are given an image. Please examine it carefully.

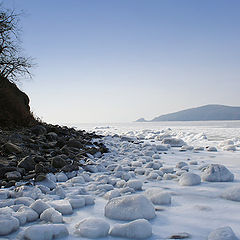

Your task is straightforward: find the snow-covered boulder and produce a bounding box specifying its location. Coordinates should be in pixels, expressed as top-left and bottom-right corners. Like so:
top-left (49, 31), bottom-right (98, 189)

top-left (156, 144), bottom-right (169, 151)
top-left (12, 211), bottom-right (27, 225)
top-left (23, 224), bottom-right (69, 240)
top-left (105, 194), bottom-right (156, 220)
top-left (0, 215), bottom-right (19, 236)
top-left (30, 199), bottom-right (51, 215)
top-left (110, 219), bottom-right (152, 239)
top-left (75, 217), bottom-right (110, 238)
top-left (14, 197), bottom-right (35, 206)
top-left (221, 186), bottom-right (240, 202)
top-left (66, 195), bottom-right (86, 209)
top-left (144, 188), bottom-right (171, 205)
top-left (0, 189), bottom-right (9, 199)
top-left (40, 208), bottom-right (63, 223)
top-left (176, 162), bottom-right (188, 169)
top-left (201, 164), bottom-right (234, 182)
top-left (162, 138), bottom-right (186, 147)
top-left (56, 172), bottom-right (68, 182)
top-left (179, 173), bottom-right (201, 186)
top-left (207, 146), bottom-right (217, 152)
top-left (17, 206), bottom-right (39, 222)
top-left (36, 178), bottom-right (56, 190)
top-left (104, 189), bottom-right (121, 200)
top-left (208, 226), bottom-right (238, 240)
top-left (48, 200), bottom-right (73, 215)
top-left (126, 180), bottom-right (143, 191)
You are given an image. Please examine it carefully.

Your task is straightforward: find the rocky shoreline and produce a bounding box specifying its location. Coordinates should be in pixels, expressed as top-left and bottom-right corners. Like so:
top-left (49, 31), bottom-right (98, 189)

top-left (0, 124), bottom-right (108, 188)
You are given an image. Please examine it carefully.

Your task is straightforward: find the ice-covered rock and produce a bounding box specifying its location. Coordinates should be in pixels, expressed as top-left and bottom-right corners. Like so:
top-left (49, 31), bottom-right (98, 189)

top-left (110, 219), bottom-right (152, 239)
top-left (66, 195), bottom-right (86, 209)
top-left (126, 180), bottom-right (143, 191)
top-left (12, 211), bottom-right (27, 225)
top-left (223, 145), bottom-right (236, 151)
top-left (14, 196), bottom-right (35, 206)
top-left (82, 195), bottom-right (95, 205)
top-left (104, 189), bottom-right (121, 200)
top-left (162, 138), bottom-right (186, 147)
top-left (176, 162), bottom-right (188, 169)
top-left (152, 153), bottom-right (161, 159)
top-left (30, 199), bottom-right (51, 215)
top-left (179, 173), bottom-right (201, 186)
top-left (160, 167), bottom-right (175, 174)
top-left (17, 206), bottom-right (39, 222)
top-left (75, 217), bottom-right (110, 238)
top-left (36, 178), bottom-right (56, 190)
top-left (105, 194), bottom-right (156, 220)
top-left (201, 164), bottom-right (234, 182)
top-left (0, 189), bottom-right (9, 199)
top-left (145, 188), bottom-right (171, 205)
top-left (23, 224), bottom-right (69, 240)
top-left (221, 186), bottom-right (240, 202)
top-left (48, 200), bottom-right (73, 215)
top-left (208, 226), bottom-right (238, 240)
top-left (207, 146), bottom-right (217, 152)
top-left (56, 172), bottom-right (68, 182)
top-left (0, 199), bottom-right (15, 208)
top-left (156, 144), bottom-right (169, 151)
top-left (0, 215), bottom-right (19, 236)
top-left (71, 176), bottom-right (85, 184)
top-left (40, 207), bottom-right (63, 223)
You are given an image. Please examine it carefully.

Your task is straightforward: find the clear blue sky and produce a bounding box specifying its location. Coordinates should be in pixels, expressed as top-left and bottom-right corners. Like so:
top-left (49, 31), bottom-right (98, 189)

top-left (3, 0), bottom-right (240, 123)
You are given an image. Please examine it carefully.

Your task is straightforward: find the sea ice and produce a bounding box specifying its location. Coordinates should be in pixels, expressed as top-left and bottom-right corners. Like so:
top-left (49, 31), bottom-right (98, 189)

top-left (110, 219), bottom-right (152, 239)
top-left (75, 217), bottom-right (110, 238)
top-left (201, 164), bottom-right (234, 182)
top-left (105, 194), bottom-right (156, 220)
top-left (179, 173), bottom-right (201, 186)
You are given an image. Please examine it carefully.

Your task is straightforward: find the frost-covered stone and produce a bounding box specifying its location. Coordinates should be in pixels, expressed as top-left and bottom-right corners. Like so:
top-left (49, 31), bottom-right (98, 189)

top-left (14, 196), bottom-right (35, 206)
top-left (0, 190), bottom-right (9, 199)
top-left (163, 173), bottom-right (177, 180)
top-left (105, 194), bottom-right (156, 220)
top-left (0, 199), bottom-right (14, 208)
top-left (104, 189), bottom-right (121, 200)
top-left (126, 180), bottom-right (143, 191)
top-left (23, 224), bottom-right (69, 240)
top-left (75, 217), bottom-right (110, 238)
top-left (176, 162), bottom-right (188, 169)
top-left (147, 172), bottom-right (159, 180)
top-left (71, 176), bottom-right (85, 184)
top-left (207, 146), bottom-right (217, 152)
top-left (12, 211), bottom-right (27, 225)
top-left (201, 164), bottom-right (234, 182)
top-left (110, 219), bottom-right (152, 239)
top-left (66, 195), bottom-right (85, 209)
top-left (96, 184), bottom-right (114, 192)
top-left (40, 208), bottom-right (63, 223)
top-left (208, 226), bottom-right (238, 240)
top-left (145, 188), bottom-right (171, 205)
top-left (156, 144), bottom-right (169, 151)
top-left (17, 206), bottom-right (39, 222)
top-left (224, 145), bottom-right (236, 151)
top-left (152, 154), bottom-right (161, 159)
top-left (56, 172), bottom-right (68, 182)
top-left (82, 195), bottom-right (95, 205)
top-left (36, 178), bottom-right (56, 190)
top-left (221, 186), bottom-right (240, 202)
top-left (30, 199), bottom-right (51, 215)
top-left (48, 200), bottom-right (73, 215)
top-left (162, 138), bottom-right (186, 147)
top-left (160, 167), bottom-right (175, 174)
top-left (54, 186), bottom-right (66, 199)
top-left (0, 215), bottom-right (19, 236)
top-left (179, 173), bottom-right (201, 186)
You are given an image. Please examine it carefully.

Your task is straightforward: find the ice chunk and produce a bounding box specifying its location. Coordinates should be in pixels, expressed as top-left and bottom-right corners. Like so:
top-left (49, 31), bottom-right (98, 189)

top-left (40, 207), bottom-right (63, 223)
top-left (201, 164), bottom-right (234, 182)
top-left (48, 199), bottom-right (73, 215)
top-left (179, 173), bottom-right (201, 186)
top-left (105, 194), bottom-right (156, 220)
top-left (30, 199), bottom-right (51, 214)
top-left (110, 219), bottom-right (152, 239)
top-left (75, 217), bottom-right (110, 238)
top-left (208, 226), bottom-right (238, 240)
top-left (23, 224), bottom-right (69, 240)
top-left (0, 215), bottom-right (19, 236)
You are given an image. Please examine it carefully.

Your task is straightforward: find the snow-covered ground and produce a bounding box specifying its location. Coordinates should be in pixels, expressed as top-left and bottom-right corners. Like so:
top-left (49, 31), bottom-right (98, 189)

top-left (1, 121), bottom-right (240, 240)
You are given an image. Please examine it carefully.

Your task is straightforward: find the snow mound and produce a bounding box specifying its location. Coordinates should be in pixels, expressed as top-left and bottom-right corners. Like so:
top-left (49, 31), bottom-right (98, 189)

top-left (145, 188), bottom-right (171, 205)
top-left (110, 219), bottom-right (152, 239)
top-left (0, 215), bottom-right (19, 236)
top-left (40, 208), bottom-right (63, 223)
top-left (208, 226), bottom-right (238, 240)
top-left (221, 186), bottom-right (240, 202)
top-left (179, 173), bottom-right (201, 186)
top-left (75, 217), bottom-right (110, 238)
top-left (23, 224), bottom-right (69, 240)
top-left (201, 164), bottom-right (234, 182)
top-left (162, 138), bottom-right (186, 147)
top-left (105, 194), bottom-right (156, 220)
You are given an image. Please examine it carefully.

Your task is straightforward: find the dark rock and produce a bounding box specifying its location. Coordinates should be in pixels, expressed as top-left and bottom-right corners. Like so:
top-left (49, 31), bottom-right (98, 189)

top-left (4, 180), bottom-right (16, 188)
top-left (31, 125), bottom-right (47, 136)
top-left (168, 232), bottom-right (191, 239)
top-left (46, 132), bottom-right (58, 141)
top-left (33, 155), bottom-right (47, 163)
top-left (51, 156), bottom-right (67, 168)
top-left (3, 142), bottom-right (22, 154)
top-left (61, 164), bottom-right (79, 172)
top-left (18, 156), bottom-right (35, 171)
top-left (5, 171), bottom-right (21, 181)
top-left (35, 174), bottom-right (46, 181)
top-left (0, 166), bottom-right (18, 178)
top-left (66, 139), bottom-right (82, 148)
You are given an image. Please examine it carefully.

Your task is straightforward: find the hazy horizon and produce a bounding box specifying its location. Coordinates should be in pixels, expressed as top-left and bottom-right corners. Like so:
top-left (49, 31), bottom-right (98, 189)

top-left (3, 0), bottom-right (240, 124)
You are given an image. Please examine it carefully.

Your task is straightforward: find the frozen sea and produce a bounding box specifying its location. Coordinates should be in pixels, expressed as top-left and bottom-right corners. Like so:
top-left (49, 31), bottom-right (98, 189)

top-left (2, 121), bottom-right (240, 240)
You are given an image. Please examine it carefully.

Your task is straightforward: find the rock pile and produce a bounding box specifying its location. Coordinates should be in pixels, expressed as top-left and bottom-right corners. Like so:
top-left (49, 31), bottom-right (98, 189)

top-left (0, 123), bottom-right (108, 188)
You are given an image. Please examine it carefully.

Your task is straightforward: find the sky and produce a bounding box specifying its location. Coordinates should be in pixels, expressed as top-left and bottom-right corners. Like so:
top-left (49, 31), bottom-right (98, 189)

top-left (2, 0), bottom-right (240, 124)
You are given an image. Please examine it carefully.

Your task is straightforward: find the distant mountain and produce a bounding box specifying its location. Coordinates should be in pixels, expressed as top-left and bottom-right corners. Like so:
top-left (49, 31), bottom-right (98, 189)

top-left (136, 118), bottom-right (147, 122)
top-left (136, 105), bottom-right (240, 122)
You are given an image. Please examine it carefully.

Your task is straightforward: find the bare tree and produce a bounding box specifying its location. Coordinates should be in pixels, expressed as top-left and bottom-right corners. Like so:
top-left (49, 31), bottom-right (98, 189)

top-left (0, 5), bottom-right (34, 82)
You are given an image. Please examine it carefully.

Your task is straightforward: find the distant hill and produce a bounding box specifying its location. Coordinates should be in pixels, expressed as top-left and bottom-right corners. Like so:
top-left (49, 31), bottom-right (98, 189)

top-left (136, 105), bottom-right (240, 122)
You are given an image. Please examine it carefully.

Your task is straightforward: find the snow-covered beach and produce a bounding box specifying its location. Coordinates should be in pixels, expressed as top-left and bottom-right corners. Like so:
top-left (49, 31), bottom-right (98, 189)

top-left (1, 121), bottom-right (240, 240)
